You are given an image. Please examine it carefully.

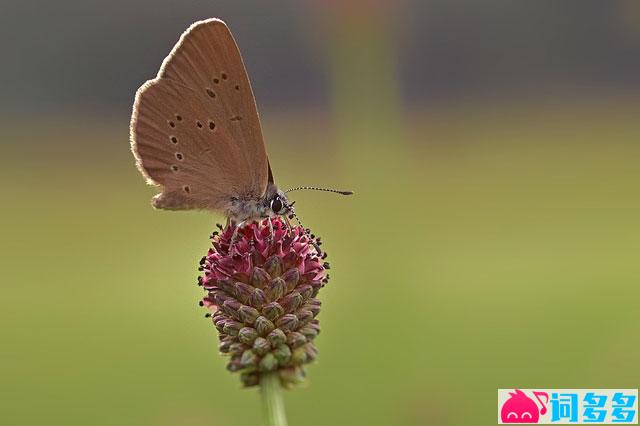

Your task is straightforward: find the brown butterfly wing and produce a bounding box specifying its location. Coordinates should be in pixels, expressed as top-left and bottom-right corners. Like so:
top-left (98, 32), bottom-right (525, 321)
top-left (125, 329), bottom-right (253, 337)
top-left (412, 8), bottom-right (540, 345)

top-left (130, 18), bottom-right (269, 211)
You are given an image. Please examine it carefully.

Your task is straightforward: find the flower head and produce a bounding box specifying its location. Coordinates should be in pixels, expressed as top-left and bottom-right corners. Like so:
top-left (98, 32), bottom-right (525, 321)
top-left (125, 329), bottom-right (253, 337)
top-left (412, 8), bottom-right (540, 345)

top-left (199, 217), bottom-right (329, 387)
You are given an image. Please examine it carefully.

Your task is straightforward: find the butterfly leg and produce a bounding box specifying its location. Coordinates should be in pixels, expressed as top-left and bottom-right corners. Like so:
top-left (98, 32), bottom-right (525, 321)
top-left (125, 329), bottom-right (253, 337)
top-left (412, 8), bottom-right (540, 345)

top-left (283, 215), bottom-right (294, 232)
top-left (230, 220), bottom-right (246, 248)
top-left (267, 216), bottom-right (275, 240)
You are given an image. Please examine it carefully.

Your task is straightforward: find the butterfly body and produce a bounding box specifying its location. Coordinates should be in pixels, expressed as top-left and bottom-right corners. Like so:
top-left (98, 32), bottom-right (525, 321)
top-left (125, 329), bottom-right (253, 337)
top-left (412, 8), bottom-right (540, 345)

top-left (226, 182), bottom-right (292, 222)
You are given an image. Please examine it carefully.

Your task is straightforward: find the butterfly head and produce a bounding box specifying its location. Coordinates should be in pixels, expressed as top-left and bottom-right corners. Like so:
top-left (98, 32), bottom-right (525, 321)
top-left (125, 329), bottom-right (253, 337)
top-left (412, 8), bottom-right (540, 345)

top-left (264, 184), bottom-right (294, 217)
top-left (269, 193), bottom-right (292, 216)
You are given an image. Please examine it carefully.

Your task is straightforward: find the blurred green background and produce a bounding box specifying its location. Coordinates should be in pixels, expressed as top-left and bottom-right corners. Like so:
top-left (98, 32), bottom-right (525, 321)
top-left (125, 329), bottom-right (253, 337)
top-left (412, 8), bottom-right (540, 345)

top-left (2, 1), bottom-right (639, 425)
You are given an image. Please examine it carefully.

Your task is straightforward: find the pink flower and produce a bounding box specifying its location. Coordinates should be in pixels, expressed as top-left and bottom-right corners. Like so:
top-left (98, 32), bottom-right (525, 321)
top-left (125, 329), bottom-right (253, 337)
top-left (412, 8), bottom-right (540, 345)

top-left (198, 217), bottom-right (329, 387)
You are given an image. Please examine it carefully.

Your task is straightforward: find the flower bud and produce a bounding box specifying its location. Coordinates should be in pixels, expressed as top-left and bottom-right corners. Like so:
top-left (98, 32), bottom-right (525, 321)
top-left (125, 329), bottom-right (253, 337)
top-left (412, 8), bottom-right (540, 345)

top-left (297, 284), bottom-right (314, 300)
top-left (267, 328), bottom-right (287, 346)
top-left (250, 288), bottom-right (268, 308)
top-left (262, 302), bottom-right (284, 321)
top-left (241, 372), bottom-right (260, 387)
top-left (238, 305), bottom-right (260, 324)
top-left (227, 360), bottom-right (243, 372)
top-left (229, 343), bottom-right (247, 356)
top-left (234, 282), bottom-right (253, 304)
top-left (219, 339), bottom-right (233, 353)
top-left (264, 255), bottom-right (283, 278)
top-left (291, 347), bottom-right (307, 365)
top-left (253, 337), bottom-right (271, 355)
top-left (250, 267), bottom-right (270, 289)
top-left (238, 327), bottom-right (258, 345)
top-left (281, 269), bottom-right (300, 292)
top-left (286, 332), bottom-right (307, 349)
top-left (276, 314), bottom-right (298, 332)
top-left (240, 349), bottom-right (258, 367)
top-left (222, 320), bottom-right (242, 336)
top-left (266, 277), bottom-right (286, 301)
top-left (273, 344), bottom-right (292, 364)
top-left (298, 326), bottom-right (318, 340)
top-left (254, 316), bottom-right (275, 336)
top-left (278, 367), bottom-right (305, 387)
top-left (213, 317), bottom-right (227, 332)
top-left (296, 310), bottom-right (314, 326)
top-left (259, 353), bottom-right (278, 372)
top-left (306, 299), bottom-right (321, 317)
top-left (221, 299), bottom-right (241, 319)
top-left (280, 292), bottom-right (303, 313)
top-left (304, 343), bottom-right (318, 362)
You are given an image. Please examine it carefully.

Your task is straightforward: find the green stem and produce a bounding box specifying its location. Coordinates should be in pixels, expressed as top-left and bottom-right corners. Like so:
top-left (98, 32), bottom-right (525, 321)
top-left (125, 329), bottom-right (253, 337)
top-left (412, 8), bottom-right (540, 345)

top-left (260, 372), bottom-right (288, 426)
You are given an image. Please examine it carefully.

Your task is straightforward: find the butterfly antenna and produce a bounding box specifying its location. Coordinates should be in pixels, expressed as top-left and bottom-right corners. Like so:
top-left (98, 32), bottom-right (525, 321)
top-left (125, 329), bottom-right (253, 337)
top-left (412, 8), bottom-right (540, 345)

top-left (285, 186), bottom-right (354, 196)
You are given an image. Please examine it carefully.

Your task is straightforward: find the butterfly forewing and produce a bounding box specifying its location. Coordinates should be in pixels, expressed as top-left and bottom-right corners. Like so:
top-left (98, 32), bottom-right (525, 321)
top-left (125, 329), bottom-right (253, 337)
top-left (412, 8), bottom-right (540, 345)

top-left (130, 18), bottom-right (269, 211)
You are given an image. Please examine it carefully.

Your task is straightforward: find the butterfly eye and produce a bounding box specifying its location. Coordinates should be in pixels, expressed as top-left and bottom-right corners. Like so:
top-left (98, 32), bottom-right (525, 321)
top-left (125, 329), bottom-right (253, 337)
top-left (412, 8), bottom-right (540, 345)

top-left (270, 196), bottom-right (283, 214)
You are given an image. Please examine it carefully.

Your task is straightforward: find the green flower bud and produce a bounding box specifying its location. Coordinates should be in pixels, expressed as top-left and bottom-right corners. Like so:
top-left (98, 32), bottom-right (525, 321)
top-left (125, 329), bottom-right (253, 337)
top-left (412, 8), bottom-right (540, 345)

top-left (254, 316), bottom-right (275, 336)
top-left (291, 347), bottom-right (307, 365)
top-left (262, 302), bottom-right (284, 321)
top-left (238, 305), bottom-right (260, 324)
top-left (267, 328), bottom-right (287, 346)
top-left (222, 320), bottom-right (242, 336)
top-left (238, 327), bottom-right (258, 345)
top-left (240, 349), bottom-right (258, 367)
top-left (259, 352), bottom-right (278, 372)
top-left (253, 337), bottom-right (271, 355)
top-left (273, 344), bottom-right (292, 364)
top-left (298, 326), bottom-right (318, 341)
top-left (278, 367), bottom-right (306, 388)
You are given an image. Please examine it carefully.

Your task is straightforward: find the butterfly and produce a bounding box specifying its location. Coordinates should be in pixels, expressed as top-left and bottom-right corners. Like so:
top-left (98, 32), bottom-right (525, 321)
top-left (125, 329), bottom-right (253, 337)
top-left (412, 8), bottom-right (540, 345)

top-left (130, 18), bottom-right (350, 226)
